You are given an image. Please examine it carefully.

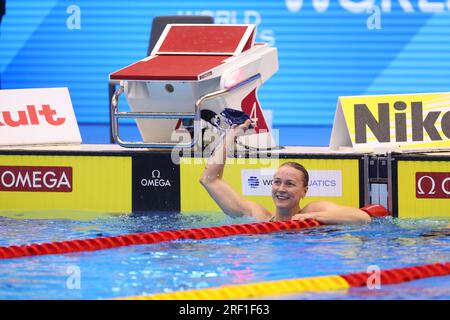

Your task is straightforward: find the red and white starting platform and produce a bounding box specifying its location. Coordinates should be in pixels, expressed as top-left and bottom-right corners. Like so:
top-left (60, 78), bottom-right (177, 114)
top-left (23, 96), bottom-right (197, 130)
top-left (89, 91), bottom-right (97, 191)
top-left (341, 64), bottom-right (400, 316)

top-left (109, 24), bottom-right (277, 150)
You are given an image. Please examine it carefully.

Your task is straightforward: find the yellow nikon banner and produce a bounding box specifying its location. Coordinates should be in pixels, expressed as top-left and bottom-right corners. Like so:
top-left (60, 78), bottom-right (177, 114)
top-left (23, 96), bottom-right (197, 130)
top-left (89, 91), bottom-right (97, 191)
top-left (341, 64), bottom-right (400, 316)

top-left (0, 155), bottom-right (132, 219)
top-left (396, 159), bottom-right (450, 219)
top-left (330, 92), bottom-right (450, 150)
top-left (180, 157), bottom-right (360, 213)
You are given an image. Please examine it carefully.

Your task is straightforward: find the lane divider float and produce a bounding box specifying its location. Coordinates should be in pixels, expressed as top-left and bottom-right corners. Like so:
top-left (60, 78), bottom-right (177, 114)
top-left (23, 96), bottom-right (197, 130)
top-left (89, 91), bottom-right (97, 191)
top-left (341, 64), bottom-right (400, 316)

top-left (0, 219), bottom-right (321, 259)
top-left (0, 204), bottom-right (387, 260)
top-left (120, 261), bottom-right (450, 300)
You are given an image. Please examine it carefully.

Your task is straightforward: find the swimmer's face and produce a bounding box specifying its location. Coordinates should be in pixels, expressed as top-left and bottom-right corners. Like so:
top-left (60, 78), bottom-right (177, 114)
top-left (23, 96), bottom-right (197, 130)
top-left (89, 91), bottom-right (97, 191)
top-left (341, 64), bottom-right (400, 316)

top-left (272, 165), bottom-right (308, 210)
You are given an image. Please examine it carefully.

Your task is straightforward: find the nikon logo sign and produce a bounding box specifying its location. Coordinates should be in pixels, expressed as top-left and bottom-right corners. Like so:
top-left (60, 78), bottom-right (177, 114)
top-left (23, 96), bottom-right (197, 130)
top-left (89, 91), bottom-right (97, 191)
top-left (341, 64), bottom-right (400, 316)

top-left (330, 93), bottom-right (450, 150)
top-left (355, 101), bottom-right (450, 143)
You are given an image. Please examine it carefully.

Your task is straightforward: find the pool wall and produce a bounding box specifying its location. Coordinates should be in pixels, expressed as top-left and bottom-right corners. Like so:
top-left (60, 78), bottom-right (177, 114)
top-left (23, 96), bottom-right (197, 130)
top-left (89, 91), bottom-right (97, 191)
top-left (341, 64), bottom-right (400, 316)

top-left (0, 146), bottom-right (448, 219)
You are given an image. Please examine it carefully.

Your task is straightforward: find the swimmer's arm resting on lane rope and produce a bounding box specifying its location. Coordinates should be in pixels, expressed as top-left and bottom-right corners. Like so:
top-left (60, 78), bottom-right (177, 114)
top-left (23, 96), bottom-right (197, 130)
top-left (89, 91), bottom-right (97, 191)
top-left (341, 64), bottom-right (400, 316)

top-left (292, 201), bottom-right (372, 225)
top-left (200, 120), bottom-right (272, 220)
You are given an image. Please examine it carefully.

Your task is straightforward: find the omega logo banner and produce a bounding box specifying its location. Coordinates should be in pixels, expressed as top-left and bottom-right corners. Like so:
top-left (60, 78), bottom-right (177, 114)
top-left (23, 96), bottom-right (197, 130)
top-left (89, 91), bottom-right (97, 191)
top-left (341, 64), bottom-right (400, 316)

top-left (416, 172), bottom-right (450, 199)
top-left (241, 169), bottom-right (342, 197)
top-left (397, 160), bottom-right (450, 219)
top-left (132, 154), bottom-right (180, 212)
top-left (330, 92), bottom-right (450, 151)
top-left (0, 87), bottom-right (82, 146)
top-left (0, 155), bottom-right (132, 215)
top-left (0, 166), bottom-right (72, 192)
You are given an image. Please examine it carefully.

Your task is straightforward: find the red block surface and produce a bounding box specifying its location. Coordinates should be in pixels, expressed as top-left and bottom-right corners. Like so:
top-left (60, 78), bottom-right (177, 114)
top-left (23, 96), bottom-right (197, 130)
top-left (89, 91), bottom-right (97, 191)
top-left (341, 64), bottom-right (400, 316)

top-left (110, 55), bottom-right (229, 80)
top-left (158, 25), bottom-right (249, 54)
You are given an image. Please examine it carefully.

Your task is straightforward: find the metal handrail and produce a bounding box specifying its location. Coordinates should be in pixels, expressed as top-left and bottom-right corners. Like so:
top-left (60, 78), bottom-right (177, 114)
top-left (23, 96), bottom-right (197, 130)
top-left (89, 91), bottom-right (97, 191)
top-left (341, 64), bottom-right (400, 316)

top-left (110, 73), bottom-right (261, 149)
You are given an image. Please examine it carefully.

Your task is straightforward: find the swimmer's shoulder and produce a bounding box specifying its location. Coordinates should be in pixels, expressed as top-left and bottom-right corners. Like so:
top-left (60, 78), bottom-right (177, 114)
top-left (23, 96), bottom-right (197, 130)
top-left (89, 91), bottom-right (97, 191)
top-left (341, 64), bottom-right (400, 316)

top-left (301, 201), bottom-right (340, 213)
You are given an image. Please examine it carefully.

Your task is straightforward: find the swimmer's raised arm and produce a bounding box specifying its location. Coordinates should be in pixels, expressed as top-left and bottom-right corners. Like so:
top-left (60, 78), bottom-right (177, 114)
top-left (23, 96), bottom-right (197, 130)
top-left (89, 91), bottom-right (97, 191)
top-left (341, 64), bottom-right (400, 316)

top-left (200, 120), bottom-right (271, 220)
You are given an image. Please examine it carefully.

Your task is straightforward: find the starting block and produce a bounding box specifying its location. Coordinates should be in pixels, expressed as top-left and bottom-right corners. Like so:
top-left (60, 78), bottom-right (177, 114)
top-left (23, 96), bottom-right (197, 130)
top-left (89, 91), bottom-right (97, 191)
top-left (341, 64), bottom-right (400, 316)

top-left (109, 24), bottom-right (278, 149)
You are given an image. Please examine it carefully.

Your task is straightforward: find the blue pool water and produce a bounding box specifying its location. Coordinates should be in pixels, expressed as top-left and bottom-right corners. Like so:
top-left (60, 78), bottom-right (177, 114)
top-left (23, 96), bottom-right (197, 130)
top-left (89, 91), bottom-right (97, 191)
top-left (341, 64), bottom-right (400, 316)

top-left (0, 213), bottom-right (449, 300)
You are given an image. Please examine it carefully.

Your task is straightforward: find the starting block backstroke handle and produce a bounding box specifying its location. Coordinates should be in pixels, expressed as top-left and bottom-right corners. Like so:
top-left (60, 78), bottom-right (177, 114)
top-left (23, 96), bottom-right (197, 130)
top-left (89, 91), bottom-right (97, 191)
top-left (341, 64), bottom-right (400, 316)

top-left (110, 74), bottom-right (262, 149)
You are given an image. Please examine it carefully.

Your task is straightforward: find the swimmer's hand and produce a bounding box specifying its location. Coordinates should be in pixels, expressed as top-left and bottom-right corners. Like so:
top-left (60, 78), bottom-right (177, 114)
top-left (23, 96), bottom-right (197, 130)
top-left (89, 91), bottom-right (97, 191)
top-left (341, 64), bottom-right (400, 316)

top-left (229, 119), bottom-right (252, 137)
top-left (292, 213), bottom-right (320, 222)
top-left (292, 212), bottom-right (343, 225)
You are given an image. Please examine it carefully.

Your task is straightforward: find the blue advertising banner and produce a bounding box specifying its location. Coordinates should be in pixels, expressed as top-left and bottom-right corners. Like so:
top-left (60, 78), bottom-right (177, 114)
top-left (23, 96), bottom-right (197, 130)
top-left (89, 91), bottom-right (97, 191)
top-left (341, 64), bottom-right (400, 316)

top-left (1, 1), bottom-right (450, 127)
